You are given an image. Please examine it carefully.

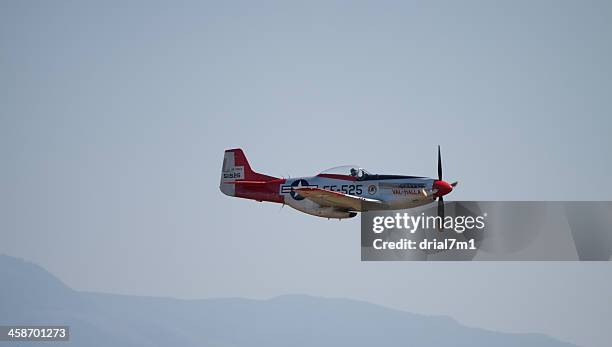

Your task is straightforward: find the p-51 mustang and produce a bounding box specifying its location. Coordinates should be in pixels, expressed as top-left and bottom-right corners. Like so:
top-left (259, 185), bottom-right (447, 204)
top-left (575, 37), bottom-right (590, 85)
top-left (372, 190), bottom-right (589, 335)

top-left (220, 147), bottom-right (457, 219)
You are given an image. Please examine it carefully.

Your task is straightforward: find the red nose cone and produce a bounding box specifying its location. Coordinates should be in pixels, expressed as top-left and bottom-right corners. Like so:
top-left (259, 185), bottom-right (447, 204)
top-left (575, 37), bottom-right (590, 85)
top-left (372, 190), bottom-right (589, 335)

top-left (433, 180), bottom-right (453, 197)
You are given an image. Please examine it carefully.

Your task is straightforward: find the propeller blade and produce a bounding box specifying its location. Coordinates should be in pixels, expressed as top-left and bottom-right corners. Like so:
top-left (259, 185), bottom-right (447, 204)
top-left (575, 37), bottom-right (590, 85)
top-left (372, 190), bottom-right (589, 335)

top-left (451, 181), bottom-right (458, 187)
top-left (437, 145), bottom-right (442, 181)
top-left (438, 196), bottom-right (445, 220)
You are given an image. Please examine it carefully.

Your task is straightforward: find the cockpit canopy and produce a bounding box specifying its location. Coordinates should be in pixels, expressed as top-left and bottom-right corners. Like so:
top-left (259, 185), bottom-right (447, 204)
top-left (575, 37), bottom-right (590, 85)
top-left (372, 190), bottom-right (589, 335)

top-left (319, 165), bottom-right (372, 179)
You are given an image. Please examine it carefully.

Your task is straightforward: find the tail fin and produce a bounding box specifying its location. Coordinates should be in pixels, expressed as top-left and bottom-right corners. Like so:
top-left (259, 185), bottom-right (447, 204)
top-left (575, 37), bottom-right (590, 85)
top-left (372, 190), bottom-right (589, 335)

top-left (220, 148), bottom-right (277, 196)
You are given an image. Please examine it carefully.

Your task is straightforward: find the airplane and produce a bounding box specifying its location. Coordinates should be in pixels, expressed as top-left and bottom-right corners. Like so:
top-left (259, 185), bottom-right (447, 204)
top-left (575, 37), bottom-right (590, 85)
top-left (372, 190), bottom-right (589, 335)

top-left (220, 146), bottom-right (457, 219)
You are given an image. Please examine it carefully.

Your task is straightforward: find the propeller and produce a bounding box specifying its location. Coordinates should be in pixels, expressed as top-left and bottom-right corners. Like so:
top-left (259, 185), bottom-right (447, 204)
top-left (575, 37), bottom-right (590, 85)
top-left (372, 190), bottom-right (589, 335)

top-left (433, 147), bottom-right (459, 222)
top-left (437, 145), bottom-right (443, 181)
top-left (437, 145), bottom-right (445, 220)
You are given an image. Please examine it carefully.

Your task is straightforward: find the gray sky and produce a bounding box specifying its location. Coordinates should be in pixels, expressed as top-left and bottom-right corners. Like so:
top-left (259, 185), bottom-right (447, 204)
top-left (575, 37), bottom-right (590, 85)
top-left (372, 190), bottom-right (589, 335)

top-left (1, 1), bottom-right (612, 346)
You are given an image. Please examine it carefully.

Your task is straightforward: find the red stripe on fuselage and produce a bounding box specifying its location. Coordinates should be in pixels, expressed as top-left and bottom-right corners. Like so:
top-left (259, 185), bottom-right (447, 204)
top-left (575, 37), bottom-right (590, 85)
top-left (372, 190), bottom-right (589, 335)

top-left (234, 178), bottom-right (286, 203)
top-left (316, 173), bottom-right (357, 181)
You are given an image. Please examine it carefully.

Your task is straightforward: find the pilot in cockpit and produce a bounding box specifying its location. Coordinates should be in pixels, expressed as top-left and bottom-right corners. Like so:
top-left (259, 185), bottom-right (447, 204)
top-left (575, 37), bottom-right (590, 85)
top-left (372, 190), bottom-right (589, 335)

top-left (350, 168), bottom-right (367, 180)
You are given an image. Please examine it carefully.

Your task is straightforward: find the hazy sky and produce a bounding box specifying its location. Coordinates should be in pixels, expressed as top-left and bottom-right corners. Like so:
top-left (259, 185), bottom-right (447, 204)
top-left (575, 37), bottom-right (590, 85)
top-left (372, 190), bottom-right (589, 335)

top-left (2, 1), bottom-right (612, 347)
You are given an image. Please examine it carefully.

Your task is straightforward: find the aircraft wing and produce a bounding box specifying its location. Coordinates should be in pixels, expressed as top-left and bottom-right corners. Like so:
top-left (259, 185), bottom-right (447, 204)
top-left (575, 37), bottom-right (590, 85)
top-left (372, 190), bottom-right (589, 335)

top-left (293, 187), bottom-right (383, 212)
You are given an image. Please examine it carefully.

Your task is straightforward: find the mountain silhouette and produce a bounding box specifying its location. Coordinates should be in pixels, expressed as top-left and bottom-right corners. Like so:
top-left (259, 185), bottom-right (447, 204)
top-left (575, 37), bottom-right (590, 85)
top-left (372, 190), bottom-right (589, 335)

top-left (0, 254), bottom-right (576, 347)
